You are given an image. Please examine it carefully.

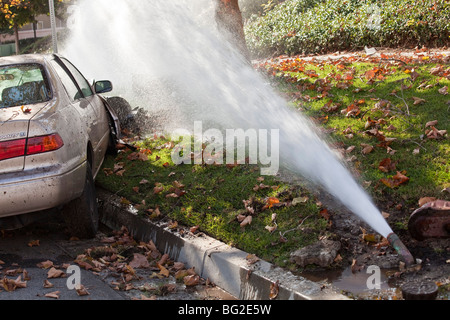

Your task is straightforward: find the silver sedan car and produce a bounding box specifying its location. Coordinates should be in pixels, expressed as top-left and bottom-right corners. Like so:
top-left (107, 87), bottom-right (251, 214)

top-left (0, 54), bottom-right (120, 238)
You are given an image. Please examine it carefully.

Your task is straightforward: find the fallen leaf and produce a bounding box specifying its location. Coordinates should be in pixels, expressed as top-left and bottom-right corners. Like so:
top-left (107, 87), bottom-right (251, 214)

top-left (172, 181), bottom-right (185, 189)
top-left (147, 207), bottom-right (161, 220)
top-left (43, 279), bottom-right (54, 288)
top-left (2, 277), bottom-right (16, 292)
top-left (418, 197), bottom-right (436, 207)
top-left (165, 193), bottom-right (179, 198)
top-left (22, 269), bottom-right (31, 281)
top-left (425, 120), bottom-right (438, 128)
top-left (319, 208), bottom-right (330, 220)
top-left (351, 259), bottom-right (364, 273)
top-left (381, 211), bottom-right (390, 219)
top-left (27, 239), bottom-right (40, 247)
top-left (380, 171), bottom-right (409, 188)
top-left (47, 267), bottom-right (65, 279)
top-left (44, 291), bottom-right (60, 299)
top-left (292, 196), bottom-right (308, 205)
top-left (153, 183), bottom-right (164, 194)
top-left (438, 86), bottom-right (448, 95)
top-left (168, 220), bottom-right (178, 229)
top-left (267, 197), bottom-right (280, 208)
top-left (240, 215), bottom-right (252, 227)
top-left (269, 280), bottom-right (280, 300)
top-left (157, 263), bottom-right (170, 278)
top-left (10, 276), bottom-right (25, 289)
top-left (190, 225), bottom-right (200, 234)
top-left (75, 284), bottom-right (90, 296)
top-left (412, 97), bottom-right (426, 105)
top-left (361, 144), bottom-right (374, 154)
top-left (378, 158), bottom-right (396, 173)
top-left (172, 262), bottom-right (185, 271)
top-left (246, 254), bottom-right (260, 265)
top-left (175, 269), bottom-right (190, 281)
top-left (120, 197), bottom-right (131, 206)
top-left (409, 70), bottom-right (420, 81)
top-left (20, 105), bottom-right (31, 113)
top-left (129, 253), bottom-right (150, 269)
top-left (363, 233), bottom-right (378, 243)
top-left (37, 260), bottom-right (54, 269)
top-left (265, 225), bottom-right (277, 233)
top-left (334, 254), bottom-right (343, 263)
top-left (158, 254), bottom-right (169, 266)
top-left (430, 66), bottom-right (443, 75)
top-left (365, 69), bottom-right (376, 80)
top-left (183, 275), bottom-right (200, 287)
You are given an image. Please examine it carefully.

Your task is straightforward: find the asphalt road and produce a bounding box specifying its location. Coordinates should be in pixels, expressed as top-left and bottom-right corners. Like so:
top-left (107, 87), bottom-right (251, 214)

top-left (0, 214), bottom-right (234, 301)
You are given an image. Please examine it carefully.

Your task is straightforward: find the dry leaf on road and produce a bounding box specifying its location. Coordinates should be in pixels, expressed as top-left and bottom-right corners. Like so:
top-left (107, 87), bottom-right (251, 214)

top-left (44, 291), bottom-right (60, 299)
top-left (47, 267), bottom-right (65, 279)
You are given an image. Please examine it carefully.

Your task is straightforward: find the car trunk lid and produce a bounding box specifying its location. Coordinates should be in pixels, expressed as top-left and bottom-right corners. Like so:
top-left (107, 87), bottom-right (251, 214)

top-left (0, 104), bottom-right (47, 173)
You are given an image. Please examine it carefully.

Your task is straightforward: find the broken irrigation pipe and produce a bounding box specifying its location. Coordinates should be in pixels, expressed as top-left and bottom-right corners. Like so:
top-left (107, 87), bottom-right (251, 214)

top-left (387, 233), bottom-right (415, 267)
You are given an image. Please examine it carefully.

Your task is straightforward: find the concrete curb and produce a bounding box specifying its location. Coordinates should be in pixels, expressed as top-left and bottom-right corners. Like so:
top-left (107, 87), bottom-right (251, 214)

top-left (97, 188), bottom-right (349, 300)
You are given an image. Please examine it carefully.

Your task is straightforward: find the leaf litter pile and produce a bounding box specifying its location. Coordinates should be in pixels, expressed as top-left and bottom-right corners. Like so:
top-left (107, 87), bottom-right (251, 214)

top-left (96, 48), bottom-right (449, 299)
top-left (74, 226), bottom-right (218, 300)
top-left (0, 227), bottom-right (220, 300)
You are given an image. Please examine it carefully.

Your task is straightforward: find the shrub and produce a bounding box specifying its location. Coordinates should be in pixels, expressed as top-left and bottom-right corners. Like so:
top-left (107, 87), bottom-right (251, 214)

top-left (244, 0), bottom-right (450, 57)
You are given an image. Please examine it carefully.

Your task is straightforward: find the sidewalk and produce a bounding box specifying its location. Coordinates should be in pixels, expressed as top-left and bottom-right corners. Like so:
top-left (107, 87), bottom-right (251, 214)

top-left (97, 187), bottom-right (349, 300)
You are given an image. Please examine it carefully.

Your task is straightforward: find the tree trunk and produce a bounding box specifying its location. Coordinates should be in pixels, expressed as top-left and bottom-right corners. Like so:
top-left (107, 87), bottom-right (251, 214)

top-left (215, 0), bottom-right (250, 60)
top-left (14, 23), bottom-right (20, 55)
top-left (33, 20), bottom-right (37, 40)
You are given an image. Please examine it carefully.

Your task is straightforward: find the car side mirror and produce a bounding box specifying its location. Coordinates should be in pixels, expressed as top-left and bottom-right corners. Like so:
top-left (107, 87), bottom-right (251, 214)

top-left (94, 80), bottom-right (113, 94)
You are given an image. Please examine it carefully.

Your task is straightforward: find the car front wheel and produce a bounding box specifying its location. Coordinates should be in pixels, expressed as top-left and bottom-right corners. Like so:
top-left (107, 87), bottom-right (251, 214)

top-left (62, 163), bottom-right (99, 239)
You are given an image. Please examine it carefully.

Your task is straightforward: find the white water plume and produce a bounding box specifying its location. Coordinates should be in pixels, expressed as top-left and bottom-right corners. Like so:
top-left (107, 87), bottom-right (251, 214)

top-left (62, 0), bottom-right (393, 238)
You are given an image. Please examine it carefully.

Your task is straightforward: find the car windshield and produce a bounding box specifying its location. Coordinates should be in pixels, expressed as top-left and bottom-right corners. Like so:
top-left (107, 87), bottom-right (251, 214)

top-left (0, 63), bottom-right (51, 109)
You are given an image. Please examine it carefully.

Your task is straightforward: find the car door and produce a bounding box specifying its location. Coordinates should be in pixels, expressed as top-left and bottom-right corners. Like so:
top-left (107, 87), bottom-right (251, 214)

top-left (56, 58), bottom-right (110, 174)
top-left (49, 57), bottom-right (106, 174)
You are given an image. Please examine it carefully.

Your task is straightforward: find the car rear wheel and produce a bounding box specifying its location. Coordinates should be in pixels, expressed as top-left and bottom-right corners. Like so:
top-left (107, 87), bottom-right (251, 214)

top-left (62, 163), bottom-right (99, 239)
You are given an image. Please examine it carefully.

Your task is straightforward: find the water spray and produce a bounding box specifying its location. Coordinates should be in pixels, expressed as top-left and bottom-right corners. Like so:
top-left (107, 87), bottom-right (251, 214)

top-left (62, 0), bottom-right (419, 269)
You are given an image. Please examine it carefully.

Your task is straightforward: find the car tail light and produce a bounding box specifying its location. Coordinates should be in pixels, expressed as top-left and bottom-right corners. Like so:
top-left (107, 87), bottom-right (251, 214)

top-left (26, 134), bottom-right (64, 155)
top-left (0, 139), bottom-right (26, 161)
top-left (0, 134), bottom-right (64, 161)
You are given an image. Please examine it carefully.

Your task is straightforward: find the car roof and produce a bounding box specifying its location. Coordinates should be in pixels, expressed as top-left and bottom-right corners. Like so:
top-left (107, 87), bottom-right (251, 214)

top-left (0, 53), bottom-right (55, 66)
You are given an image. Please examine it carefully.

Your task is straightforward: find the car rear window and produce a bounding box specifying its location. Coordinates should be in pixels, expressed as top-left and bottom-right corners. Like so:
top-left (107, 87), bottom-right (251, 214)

top-left (0, 63), bottom-right (51, 109)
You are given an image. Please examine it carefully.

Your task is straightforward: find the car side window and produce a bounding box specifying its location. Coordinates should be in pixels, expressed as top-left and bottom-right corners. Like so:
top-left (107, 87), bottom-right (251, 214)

top-left (50, 60), bottom-right (81, 101)
top-left (60, 58), bottom-right (93, 98)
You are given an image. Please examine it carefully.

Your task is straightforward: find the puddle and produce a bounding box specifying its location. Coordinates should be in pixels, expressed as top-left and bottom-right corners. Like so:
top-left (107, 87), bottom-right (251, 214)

top-left (301, 266), bottom-right (397, 297)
